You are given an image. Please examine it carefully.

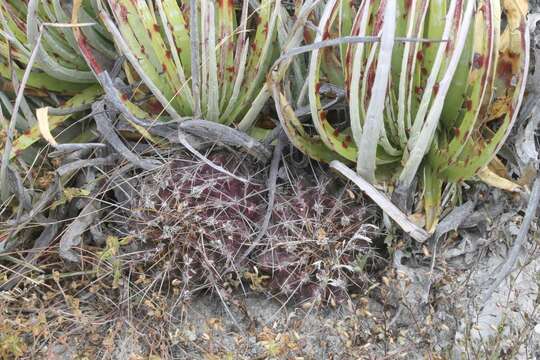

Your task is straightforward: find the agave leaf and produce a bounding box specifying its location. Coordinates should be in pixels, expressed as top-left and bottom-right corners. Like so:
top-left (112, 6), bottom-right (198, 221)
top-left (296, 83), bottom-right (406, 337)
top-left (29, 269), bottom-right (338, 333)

top-left (0, 63), bottom-right (88, 93)
top-left (37, 2), bottom-right (88, 68)
top-left (91, 4), bottom-right (182, 119)
top-left (51, 0), bottom-right (85, 54)
top-left (103, 0), bottom-right (185, 112)
top-left (161, 0), bottom-right (192, 78)
top-left (397, 0), bottom-right (474, 192)
top-left (429, 0), bottom-right (498, 172)
top-left (237, 83), bottom-right (271, 132)
top-left (355, 0), bottom-right (396, 183)
top-left (317, 1), bottom-right (344, 88)
top-left (439, 23), bottom-right (474, 129)
top-left (189, 0), bottom-right (201, 117)
top-left (129, 0), bottom-right (191, 112)
top-left (221, 0), bottom-right (251, 117)
top-left (0, 5), bottom-right (33, 61)
top-left (338, 0), bottom-right (354, 68)
top-left (308, 0), bottom-right (356, 161)
top-left (406, 0), bottom-right (459, 151)
top-left (221, 40), bottom-right (250, 120)
top-left (24, 0), bottom-right (95, 83)
top-left (40, 1), bottom-right (89, 64)
top-left (204, 0), bottom-right (221, 122)
top-left (78, 9), bottom-right (117, 59)
top-left (273, 84), bottom-right (344, 164)
top-left (226, 0), bottom-right (279, 124)
top-left (348, 0), bottom-right (371, 148)
top-left (441, 0), bottom-right (528, 181)
top-left (393, 0), bottom-right (429, 147)
top-left (155, 1), bottom-right (193, 109)
top-left (216, 0), bottom-right (235, 111)
top-left (3, 3), bottom-right (26, 38)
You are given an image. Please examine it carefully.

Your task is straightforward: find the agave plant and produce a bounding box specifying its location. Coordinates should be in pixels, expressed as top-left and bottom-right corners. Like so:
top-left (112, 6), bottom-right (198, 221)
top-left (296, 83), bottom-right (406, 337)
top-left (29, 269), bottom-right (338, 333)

top-left (0, 0), bottom-right (113, 93)
top-left (0, 0), bottom-right (285, 151)
top-left (0, 0), bottom-right (113, 132)
top-left (0, 0), bottom-right (111, 136)
top-left (0, 0), bottom-right (113, 200)
top-left (70, 0), bottom-right (281, 126)
top-left (271, 0), bottom-right (529, 232)
top-left (0, 0), bottom-right (283, 196)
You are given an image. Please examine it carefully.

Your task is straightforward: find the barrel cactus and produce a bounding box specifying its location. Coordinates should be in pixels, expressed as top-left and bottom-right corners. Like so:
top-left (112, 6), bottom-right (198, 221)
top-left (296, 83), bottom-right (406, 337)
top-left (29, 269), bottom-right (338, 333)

top-left (129, 151), bottom-right (377, 304)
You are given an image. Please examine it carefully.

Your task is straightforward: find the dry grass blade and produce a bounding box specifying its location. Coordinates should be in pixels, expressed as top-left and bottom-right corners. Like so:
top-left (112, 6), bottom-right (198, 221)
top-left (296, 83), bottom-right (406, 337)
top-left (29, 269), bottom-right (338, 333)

top-left (92, 102), bottom-right (161, 171)
top-left (230, 130), bottom-right (286, 270)
top-left (178, 119), bottom-right (272, 162)
top-left (280, 35), bottom-right (379, 60)
top-left (59, 201), bottom-right (100, 262)
top-left (4, 179), bottom-right (60, 243)
top-left (330, 160), bottom-right (429, 242)
top-left (176, 131), bottom-right (250, 183)
top-left (0, 30), bottom-right (44, 201)
top-left (56, 156), bottom-right (118, 177)
top-left (0, 223), bottom-right (58, 290)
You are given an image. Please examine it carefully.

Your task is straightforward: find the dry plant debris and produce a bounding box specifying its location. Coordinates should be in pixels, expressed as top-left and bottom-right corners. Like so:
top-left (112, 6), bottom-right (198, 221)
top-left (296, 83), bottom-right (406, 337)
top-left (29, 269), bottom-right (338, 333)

top-left (0, 0), bottom-right (539, 358)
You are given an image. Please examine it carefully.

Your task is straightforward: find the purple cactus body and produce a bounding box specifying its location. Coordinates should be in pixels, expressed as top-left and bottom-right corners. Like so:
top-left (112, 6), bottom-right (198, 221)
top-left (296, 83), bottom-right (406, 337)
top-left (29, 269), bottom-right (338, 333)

top-left (131, 153), bottom-right (378, 304)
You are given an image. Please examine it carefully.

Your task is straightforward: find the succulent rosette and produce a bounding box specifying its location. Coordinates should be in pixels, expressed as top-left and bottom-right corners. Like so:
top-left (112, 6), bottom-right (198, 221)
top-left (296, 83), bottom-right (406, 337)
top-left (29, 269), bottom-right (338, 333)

top-left (271, 0), bottom-right (529, 231)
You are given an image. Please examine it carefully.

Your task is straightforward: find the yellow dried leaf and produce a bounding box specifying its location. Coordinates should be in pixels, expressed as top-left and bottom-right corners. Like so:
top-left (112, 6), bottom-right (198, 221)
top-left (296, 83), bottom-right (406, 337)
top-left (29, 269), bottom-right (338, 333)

top-left (36, 107), bottom-right (57, 146)
top-left (477, 166), bottom-right (522, 192)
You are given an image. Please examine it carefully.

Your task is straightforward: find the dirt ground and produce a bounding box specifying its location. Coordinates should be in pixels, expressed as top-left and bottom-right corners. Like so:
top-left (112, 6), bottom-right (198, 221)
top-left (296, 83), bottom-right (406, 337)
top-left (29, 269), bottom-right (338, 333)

top-left (32, 229), bottom-right (540, 359)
